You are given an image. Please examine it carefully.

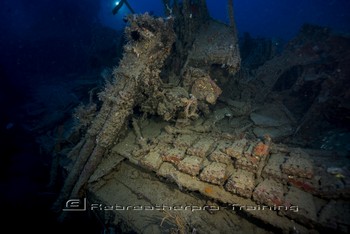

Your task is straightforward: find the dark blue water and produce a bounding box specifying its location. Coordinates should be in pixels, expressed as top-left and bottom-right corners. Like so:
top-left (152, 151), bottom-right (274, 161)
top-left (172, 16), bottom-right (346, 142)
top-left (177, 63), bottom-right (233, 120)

top-left (0, 0), bottom-right (349, 233)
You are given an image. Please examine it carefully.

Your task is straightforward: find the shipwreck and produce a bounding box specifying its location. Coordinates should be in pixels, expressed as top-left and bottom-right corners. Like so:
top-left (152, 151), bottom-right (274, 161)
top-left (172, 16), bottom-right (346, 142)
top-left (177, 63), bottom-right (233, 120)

top-left (49, 1), bottom-right (350, 233)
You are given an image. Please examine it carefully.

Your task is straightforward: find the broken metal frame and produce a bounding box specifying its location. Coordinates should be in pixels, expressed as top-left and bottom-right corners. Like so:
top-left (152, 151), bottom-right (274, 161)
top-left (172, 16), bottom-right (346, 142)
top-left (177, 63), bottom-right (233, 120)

top-left (112, 0), bottom-right (135, 15)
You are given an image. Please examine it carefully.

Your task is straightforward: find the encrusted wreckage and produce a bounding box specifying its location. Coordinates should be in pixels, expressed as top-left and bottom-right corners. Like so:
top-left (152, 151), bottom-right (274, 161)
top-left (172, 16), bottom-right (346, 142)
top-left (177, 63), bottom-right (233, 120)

top-left (52, 1), bottom-right (350, 233)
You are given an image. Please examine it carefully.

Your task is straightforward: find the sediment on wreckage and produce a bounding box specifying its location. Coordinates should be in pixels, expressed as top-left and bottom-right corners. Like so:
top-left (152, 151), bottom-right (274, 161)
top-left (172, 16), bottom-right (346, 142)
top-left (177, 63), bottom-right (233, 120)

top-left (52, 13), bottom-right (176, 212)
top-left (51, 2), bottom-right (350, 233)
